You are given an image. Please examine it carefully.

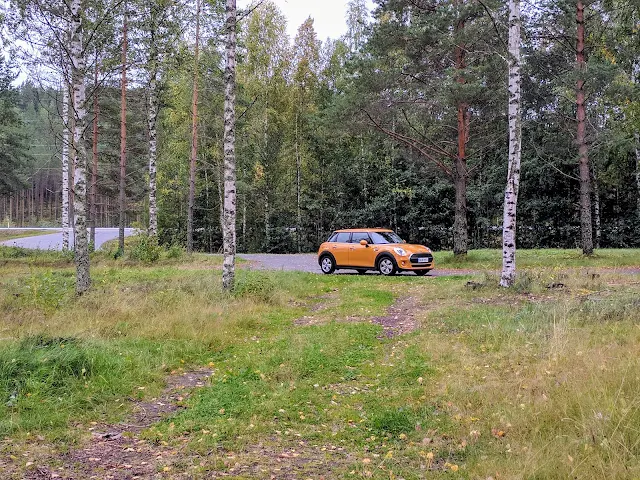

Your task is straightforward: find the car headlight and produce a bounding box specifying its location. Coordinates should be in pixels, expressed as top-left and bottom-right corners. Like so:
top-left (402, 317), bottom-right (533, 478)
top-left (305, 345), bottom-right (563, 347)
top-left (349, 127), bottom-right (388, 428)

top-left (393, 247), bottom-right (407, 256)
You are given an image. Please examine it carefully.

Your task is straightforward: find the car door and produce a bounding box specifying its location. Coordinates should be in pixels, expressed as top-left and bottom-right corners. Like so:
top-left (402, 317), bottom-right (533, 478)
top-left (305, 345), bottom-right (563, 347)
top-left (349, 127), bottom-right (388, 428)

top-left (330, 232), bottom-right (351, 266)
top-left (348, 232), bottom-right (376, 268)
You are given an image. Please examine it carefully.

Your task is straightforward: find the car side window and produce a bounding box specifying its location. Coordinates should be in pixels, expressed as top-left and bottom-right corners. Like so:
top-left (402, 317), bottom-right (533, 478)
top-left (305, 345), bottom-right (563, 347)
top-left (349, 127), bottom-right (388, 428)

top-left (369, 232), bottom-right (387, 244)
top-left (335, 232), bottom-right (351, 243)
top-left (350, 232), bottom-right (371, 243)
top-left (327, 232), bottom-right (338, 242)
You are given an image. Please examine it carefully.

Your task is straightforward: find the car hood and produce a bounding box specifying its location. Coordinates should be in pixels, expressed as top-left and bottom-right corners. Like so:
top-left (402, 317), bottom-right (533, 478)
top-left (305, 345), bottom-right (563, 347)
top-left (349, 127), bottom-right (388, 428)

top-left (387, 243), bottom-right (431, 254)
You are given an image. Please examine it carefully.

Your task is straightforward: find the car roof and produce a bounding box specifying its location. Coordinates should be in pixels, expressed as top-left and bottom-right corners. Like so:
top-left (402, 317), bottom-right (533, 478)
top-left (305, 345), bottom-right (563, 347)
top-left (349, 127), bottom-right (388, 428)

top-left (334, 228), bottom-right (393, 233)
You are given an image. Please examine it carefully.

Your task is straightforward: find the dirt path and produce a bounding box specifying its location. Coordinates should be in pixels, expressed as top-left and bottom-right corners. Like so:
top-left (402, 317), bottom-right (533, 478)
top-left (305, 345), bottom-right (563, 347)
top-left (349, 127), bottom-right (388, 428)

top-left (13, 368), bottom-right (357, 480)
top-left (296, 294), bottom-right (422, 339)
top-left (371, 296), bottom-right (421, 338)
top-left (22, 370), bottom-right (212, 480)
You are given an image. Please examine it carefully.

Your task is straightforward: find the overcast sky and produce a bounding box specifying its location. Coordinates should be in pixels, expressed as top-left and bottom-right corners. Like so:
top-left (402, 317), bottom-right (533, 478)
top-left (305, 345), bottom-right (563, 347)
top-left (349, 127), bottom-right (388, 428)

top-left (238, 0), bottom-right (374, 42)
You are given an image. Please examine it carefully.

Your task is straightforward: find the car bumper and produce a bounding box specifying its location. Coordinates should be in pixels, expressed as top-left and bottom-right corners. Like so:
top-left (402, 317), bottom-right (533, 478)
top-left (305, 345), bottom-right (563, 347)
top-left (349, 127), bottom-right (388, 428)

top-left (394, 253), bottom-right (434, 270)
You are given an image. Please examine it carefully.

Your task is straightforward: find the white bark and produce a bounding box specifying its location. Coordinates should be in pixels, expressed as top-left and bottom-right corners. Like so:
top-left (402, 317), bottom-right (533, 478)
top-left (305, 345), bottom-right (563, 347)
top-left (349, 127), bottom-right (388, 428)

top-left (148, 51), bottom-right (159, 237)
top-left (119, 10), bottom-right (128, 253)
top-left (62, 79), bottom-right (70, 251)
top-left (70, 0), bottom-right (90, 293)
top-left (500, 0), bottom-right (522, 288)
top-left (222, 0), bottom-right (237, 291)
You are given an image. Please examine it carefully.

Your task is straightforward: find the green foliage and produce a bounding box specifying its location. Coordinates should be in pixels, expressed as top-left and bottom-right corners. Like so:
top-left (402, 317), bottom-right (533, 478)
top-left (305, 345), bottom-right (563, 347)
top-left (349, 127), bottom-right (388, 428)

top-left (166, 243), bottom-right (184, 259)
top-left (3, 0), bottom-right (640, 253)
top-left (0, 58), bottom-right (29, 194)
top-left (128, 233), bottom-right (162, 263)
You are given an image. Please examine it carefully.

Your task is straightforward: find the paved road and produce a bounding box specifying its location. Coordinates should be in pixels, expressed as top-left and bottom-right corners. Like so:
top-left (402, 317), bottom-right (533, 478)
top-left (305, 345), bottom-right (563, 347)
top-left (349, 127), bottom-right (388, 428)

top-left (0, 228), bottom-right (135, 250)
top-left (238, 253), bottom-right (472, 276)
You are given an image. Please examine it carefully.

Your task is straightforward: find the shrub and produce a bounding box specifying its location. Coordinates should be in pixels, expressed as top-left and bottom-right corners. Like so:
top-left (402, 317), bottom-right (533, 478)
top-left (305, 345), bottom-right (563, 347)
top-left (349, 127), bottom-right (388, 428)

top-left (166, 243), bottom-right (184, 259)
top-left (128, 234), bottom-right (162, 263)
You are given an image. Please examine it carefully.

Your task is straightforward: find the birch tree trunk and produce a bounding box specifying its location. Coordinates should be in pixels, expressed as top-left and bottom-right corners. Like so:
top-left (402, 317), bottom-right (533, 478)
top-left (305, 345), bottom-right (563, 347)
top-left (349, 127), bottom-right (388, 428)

top-left (500, 0), bottom-right (522, 288)
top-left (222, 0), bottom-right (237, 291)
top-left (148, 38), bottom-right (159, 237)
top-left (119, 8), bottom-right (128, 254)
top-left (90, 55), bottom-right (99, 248)
top-left (576, 0), bottom-right (593, 255)
top-left (70, 0), bottom-right (90, 294)
top-left (187, 0), bottom-right (201, 253)
top-left (295, 112), bottom-right (302, 253)
top-left (62, 78), bottom-right (70, 251)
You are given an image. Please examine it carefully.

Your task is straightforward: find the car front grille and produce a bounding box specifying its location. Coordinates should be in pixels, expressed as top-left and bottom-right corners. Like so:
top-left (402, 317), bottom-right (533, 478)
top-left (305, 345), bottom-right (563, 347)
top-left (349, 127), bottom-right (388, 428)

top-left (409, 253), bottom-right (433, 266)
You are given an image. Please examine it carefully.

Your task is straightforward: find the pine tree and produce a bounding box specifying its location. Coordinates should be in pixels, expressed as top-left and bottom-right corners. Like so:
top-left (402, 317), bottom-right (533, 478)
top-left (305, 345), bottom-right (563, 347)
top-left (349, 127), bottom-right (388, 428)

top-left (0, 59), bottom-right (29, 195)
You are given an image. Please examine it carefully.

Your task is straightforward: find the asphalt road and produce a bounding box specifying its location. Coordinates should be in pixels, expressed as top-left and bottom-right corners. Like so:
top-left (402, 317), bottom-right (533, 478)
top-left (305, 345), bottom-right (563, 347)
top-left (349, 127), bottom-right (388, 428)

top-left (1, 231), bottom-right (464, 276)
top-left (0, 227), bottom-right (135, 250)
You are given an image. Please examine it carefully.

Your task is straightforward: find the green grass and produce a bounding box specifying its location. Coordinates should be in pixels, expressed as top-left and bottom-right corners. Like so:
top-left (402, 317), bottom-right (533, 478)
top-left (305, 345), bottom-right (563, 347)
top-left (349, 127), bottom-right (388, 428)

top-left (437, 248), bottom-right (640, 269)
top-left (0, 247), bottom-right (639, 478)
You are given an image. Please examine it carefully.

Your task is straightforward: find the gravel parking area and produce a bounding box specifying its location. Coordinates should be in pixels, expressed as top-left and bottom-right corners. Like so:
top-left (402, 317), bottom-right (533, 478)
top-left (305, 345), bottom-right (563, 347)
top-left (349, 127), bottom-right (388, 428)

top-left (238, 253), bottom-right (472, 276)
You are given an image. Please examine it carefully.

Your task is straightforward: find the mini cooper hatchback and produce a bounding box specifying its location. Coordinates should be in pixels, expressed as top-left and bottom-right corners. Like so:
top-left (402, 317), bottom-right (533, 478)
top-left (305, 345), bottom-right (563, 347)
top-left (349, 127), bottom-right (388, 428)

top-left (317, 228), bottom-right (434, 276)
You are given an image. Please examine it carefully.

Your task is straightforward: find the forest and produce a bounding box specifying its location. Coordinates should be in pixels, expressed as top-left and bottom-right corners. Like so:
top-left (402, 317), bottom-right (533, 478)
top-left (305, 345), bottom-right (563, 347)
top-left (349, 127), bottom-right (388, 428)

top-left (1, 0), bottom-right (639, 255)
top-left (2, 2), bottom-right (640, 477)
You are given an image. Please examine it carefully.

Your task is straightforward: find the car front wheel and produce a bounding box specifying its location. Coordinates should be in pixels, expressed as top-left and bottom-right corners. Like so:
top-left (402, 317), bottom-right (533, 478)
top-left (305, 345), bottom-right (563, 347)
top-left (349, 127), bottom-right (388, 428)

top-left (377, 256), bottom-right (397, 276)
top-left (320, 255), bottom-right (336, 274)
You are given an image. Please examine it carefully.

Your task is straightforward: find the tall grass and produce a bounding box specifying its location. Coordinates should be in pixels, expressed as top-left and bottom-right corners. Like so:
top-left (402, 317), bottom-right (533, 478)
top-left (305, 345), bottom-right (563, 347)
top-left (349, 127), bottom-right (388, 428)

top-left (0, 249), bottom-right (639, 478)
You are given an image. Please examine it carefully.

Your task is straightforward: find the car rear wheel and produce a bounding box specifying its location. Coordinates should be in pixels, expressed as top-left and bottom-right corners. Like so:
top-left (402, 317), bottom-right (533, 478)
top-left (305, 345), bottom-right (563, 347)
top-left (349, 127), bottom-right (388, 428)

top-left (377, 256), bottom-right (397, 276)
top-left (320, 255), bottom-right (336, 274)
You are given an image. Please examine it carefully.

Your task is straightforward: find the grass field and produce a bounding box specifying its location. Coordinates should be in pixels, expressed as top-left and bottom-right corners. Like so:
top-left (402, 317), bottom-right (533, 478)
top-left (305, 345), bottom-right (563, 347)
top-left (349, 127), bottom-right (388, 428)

top-left (1, 246), bottom-right (639, 479)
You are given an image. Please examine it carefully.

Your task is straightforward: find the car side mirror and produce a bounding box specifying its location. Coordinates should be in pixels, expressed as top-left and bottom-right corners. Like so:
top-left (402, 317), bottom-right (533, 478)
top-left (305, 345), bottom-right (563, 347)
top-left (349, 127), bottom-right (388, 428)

top-left (360, 239), bottom-right (368, 246)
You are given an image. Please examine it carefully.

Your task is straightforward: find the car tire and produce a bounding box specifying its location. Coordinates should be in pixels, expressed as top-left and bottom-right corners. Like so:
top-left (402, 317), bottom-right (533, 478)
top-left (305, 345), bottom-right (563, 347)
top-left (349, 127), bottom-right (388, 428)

top-left (415, 270), bottom-right (431, 276)
top-left (319, 255), bottom-right (336, 274)
top-left (356, 269), bottom-right (367, 275)
top-left (377, 256), bottom-right (397, 276)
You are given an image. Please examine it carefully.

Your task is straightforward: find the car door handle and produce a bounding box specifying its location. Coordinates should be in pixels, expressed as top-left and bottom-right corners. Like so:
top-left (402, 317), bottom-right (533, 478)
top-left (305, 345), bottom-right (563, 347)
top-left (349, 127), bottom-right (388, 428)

top-left (349, 247), bottom-right (355, 250)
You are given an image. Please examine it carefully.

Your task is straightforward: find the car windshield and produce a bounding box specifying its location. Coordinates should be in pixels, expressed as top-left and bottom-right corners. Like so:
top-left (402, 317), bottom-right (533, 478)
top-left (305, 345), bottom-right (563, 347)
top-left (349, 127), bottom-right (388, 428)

top-left (370, 231), bottom-right (404, 244)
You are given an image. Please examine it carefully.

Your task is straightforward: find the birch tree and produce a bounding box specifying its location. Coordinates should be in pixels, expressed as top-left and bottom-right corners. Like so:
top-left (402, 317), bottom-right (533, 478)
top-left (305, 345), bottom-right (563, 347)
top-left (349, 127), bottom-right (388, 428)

top-left (62, 78), bottom-right (71, 250)
top-left (147, 36), bottom-right (160, 238)
top-left (118, 4), bottom-right (128, 254)
top-left (70, 0), bottom-right (90, 293)
top-left (90, 52), bottom-right (99, 248)
top-left (222, 0), bottom-right (237, 291)
top-left (500, 0), bottom-right (522, 287)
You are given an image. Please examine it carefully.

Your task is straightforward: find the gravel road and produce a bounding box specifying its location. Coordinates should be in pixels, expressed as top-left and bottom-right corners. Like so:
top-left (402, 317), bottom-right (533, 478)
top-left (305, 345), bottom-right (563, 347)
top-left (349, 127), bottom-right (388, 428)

top-left (238, 253), bottom-right (472, 276)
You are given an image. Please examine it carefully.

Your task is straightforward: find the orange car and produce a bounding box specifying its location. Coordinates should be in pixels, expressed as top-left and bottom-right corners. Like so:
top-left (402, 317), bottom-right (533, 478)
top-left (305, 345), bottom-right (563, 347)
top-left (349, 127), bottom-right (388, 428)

top-left (317, 228), bottom-right (434, 276)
